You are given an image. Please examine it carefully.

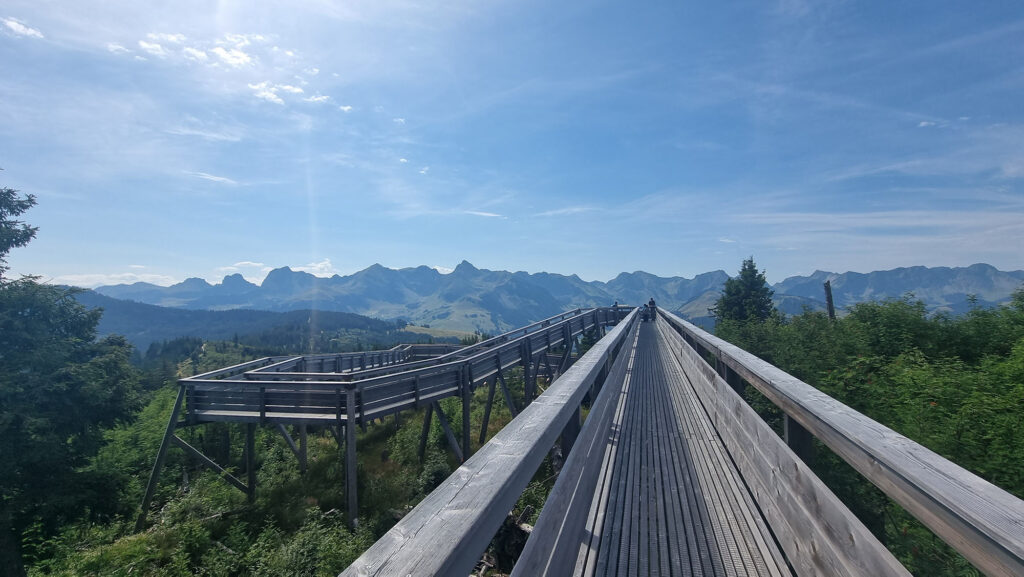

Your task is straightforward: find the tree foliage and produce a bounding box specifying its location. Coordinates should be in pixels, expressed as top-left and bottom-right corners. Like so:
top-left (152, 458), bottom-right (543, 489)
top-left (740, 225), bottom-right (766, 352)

top-left (0, 188), bottom-right (138, 575)
top-left (0, 186), bottom-right (37, 279)
top-left (710, 257), bottom-right (775, 323)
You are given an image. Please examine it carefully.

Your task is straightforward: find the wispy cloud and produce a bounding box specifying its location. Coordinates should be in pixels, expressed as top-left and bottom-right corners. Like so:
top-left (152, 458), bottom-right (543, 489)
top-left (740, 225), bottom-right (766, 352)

top-left (182, 47), bottom-right (208, 62)
top-left (106, 42), bottom-right (130, 54)
top-left (339, 105), bottom-right (353, 112)
top-left (392, 117), bottom-right (406, 124)
top-left (535, 206), bottom-right (597, 217)
top-left (718, 237), bottom-right (737, 243)
top-left (294, 258), bottom-right (340, 276)
top-left (2, 17), bottom-right (43, 39)
top-left (137, 40), bottom-right (168, 58)
top-left (464, 210), bottom-right (505, 218)
top-left (188, 171), bottom-right (238, 185)
top-left (303, 94), bottom-right (329, 103)
top-left (147, 32), bottom-right (185, 44)
top-left (211, 46), bottom-right (253, 67)
top-left (248, 81), bottom-right (284, 104)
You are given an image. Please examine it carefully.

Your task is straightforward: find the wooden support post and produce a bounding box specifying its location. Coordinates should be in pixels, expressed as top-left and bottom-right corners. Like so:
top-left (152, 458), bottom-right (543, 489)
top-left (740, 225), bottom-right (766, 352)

top-left (275, 423), bottom-right (300, 459)
top-left (480, 377), bottom-right (497, 445)
top-left (135, 385), bottom-right (186, 532)
top-left (496, 369), bottom-right (518, 417)
top-left (432, 401), bottom-right (464, 463)
top-left (418, 403), bottom-right (434, 461)
top-left (245, 423), bottom-right (256, 503)
top-left (299, 424), bottom-right (308, 475)
top-left (170, 435), bottom-right (249, 494)
top-left (784, 414), bottom-right (814, 465)
top-left (461, 365), bottom-right (472, 461)
top-left (543, 352), bottom-right (555, 382)
top-left (345, 386), bottom-right (358, 529)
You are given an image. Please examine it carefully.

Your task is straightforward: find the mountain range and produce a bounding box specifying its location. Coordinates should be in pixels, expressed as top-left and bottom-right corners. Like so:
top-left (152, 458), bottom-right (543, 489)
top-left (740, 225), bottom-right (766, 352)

top-left (92, 261), bottom-right (1024, 334)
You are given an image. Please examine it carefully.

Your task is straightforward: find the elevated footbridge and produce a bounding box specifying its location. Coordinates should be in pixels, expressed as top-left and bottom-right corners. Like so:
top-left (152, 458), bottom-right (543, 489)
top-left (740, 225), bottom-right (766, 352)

top-left (343, 309), bottom-right (1024, 577)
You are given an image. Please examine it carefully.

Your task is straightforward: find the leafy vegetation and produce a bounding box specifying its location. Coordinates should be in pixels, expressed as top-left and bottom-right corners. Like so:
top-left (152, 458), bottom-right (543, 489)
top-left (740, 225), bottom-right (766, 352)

top-left (712, 258), bottom-right (1024, 576)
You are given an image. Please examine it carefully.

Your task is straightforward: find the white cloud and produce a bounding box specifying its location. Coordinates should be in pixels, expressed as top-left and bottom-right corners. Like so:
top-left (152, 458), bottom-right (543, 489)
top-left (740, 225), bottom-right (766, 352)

top-left (278, 84), bottom-right (303, 94)
top-left (399, 158), bottom-right (408, 163)
top-left (128, 264), bottom-right (147, 269)
top-left (918, 121), bottom-right (936, 127)
top-left (718, 237), bottom-right (737, 243)
top-left (419, 166), bottom-right (429, 174)
top-left (432, 265), bottom-right (454, 274)
top-left (187, 171), bottom-right (238, 184)
top-left (304, 94), bottom-right (330, 103)
top-left (248, 81), bottom-right (284, 104)
top-left (138, 40), bottom-right (168, 57)
top-left (106, 42), bottom-right (130, 54)
top-left (233, 261), bottom-right (266, 268)
top-left (464, 210), bottom-right (505, 218)
top-left (147, 32), bottom-right (185, 44)
top-left (182, 47), bottom-right (208, 62)
top-left (304, 67), bottom-right (320, 75)
top-left (339, 105), bottom-right (353, 112)
top-left (2, 18), bottom-right (43, 39)
top-left (211, 46), bottom-right (252, 67)
top-left (294, 258), bottom-right (340, 276)
top-left (393, 117), bottom-right (406, 124)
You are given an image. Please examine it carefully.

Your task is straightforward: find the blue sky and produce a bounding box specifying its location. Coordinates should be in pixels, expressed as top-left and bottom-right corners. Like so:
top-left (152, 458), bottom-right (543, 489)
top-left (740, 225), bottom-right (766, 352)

top-left (2, 1), bottom-right (1022, 286)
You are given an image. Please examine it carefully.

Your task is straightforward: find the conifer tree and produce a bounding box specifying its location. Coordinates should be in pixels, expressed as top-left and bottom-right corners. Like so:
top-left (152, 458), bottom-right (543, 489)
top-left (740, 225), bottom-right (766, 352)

top-left (710, 257), bottom-right (775, 322)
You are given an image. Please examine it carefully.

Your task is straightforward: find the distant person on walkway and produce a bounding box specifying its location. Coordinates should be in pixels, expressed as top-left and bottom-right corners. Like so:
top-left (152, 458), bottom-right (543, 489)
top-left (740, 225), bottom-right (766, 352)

top-left (641, 303), bottom-right (649, 322)
top-left (648, 297), bottom-right (657, 320)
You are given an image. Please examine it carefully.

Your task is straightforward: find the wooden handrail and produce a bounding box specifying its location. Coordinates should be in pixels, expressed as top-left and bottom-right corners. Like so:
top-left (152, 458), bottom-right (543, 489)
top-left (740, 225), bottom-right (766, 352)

top-left (659, 311), bottom-right (1024, 577)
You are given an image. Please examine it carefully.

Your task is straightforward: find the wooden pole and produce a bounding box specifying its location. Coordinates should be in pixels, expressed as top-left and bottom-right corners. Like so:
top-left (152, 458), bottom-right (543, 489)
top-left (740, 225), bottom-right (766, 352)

top-left (345, 386), bottom-right (358, 529)
top-left (135, 385), bottom-right (186, 532)
top-left (245, 423), bottom-right (256, 503)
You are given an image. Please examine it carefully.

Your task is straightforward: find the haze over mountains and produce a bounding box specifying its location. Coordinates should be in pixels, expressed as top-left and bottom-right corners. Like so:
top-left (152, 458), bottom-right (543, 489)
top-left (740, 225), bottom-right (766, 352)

top-left (92, 261), bottom-right (1024, 335)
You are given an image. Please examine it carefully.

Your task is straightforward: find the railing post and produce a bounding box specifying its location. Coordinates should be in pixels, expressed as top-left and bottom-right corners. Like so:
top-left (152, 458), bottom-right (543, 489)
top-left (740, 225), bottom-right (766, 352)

top-left (560, 405), bottom-right (581, 455)
top-left (245, 423), bottom-right (256, 503)
top-left (345, 385), bottom-right (358, 529)
top-left (461, 363), bottom-right (472, 461)
top-left (784, 415), bottom-right (814, 465)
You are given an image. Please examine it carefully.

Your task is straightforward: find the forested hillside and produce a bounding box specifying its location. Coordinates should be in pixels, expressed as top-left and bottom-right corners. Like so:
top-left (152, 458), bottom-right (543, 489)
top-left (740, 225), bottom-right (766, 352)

top-left (72, 290), bottom-right (446, 352)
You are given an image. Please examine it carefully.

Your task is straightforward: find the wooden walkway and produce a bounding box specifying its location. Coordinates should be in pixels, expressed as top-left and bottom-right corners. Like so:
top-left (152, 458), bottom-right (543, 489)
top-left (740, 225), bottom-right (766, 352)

top-left (516, 319), bottom-right (791, 576)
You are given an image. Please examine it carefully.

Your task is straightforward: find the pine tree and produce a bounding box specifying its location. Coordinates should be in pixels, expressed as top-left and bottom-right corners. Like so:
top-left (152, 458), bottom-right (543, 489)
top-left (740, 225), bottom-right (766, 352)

top-left (710, 257), bottom-right (775, 322)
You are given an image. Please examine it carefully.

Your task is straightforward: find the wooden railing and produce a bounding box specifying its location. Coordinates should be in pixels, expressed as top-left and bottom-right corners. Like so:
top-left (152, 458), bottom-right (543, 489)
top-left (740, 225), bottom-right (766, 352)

top-left (340, 308), bottom-right (639, 576)
top-left (659, 310), bottom-right (1024, 577)
top-left (138, 307), bottom-right (629, 532)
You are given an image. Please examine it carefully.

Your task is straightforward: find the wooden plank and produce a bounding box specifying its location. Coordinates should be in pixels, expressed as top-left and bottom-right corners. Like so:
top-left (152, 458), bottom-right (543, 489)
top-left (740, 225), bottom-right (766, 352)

top-left (662, 310), bottom-right (1024, 577)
